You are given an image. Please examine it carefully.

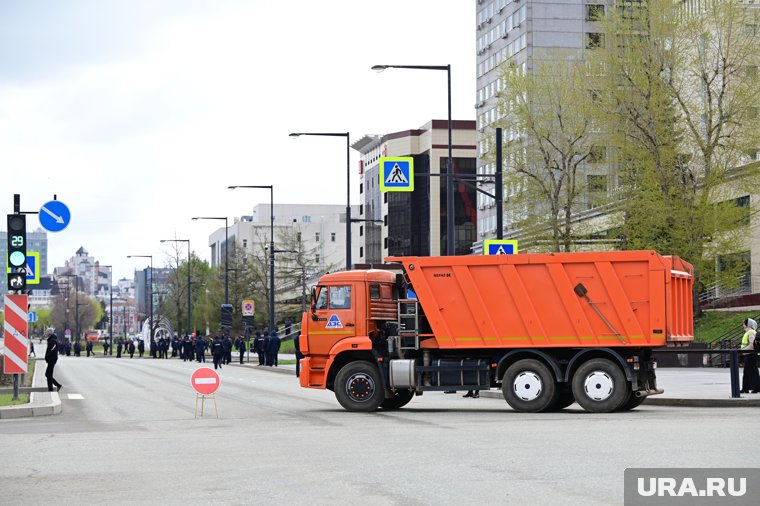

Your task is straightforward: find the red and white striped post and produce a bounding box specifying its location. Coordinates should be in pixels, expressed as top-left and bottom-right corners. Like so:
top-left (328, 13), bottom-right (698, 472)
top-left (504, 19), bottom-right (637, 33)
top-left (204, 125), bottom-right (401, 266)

top-left (4, 294), bottom-right (29, 401)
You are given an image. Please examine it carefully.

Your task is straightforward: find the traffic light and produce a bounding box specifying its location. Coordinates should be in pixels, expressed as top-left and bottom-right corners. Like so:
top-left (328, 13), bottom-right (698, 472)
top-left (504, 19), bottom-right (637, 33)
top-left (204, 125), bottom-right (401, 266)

top-left (7, 213), bottom-right (26, 291)
top-left (220, 304), bottom-right (233, 329)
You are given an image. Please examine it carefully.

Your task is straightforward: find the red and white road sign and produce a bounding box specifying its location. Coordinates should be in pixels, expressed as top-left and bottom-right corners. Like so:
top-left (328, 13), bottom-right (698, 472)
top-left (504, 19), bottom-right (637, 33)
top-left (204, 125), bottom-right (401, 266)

top-left (3, 294), bottom-right (29, 374)
top-left (191, 367), bottom-right (220, 395)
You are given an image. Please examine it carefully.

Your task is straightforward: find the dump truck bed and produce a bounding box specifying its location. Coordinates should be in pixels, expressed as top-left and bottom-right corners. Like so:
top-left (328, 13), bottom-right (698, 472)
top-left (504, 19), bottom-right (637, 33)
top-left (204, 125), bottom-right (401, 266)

top-left (387, 250), bottom-right (693, 349)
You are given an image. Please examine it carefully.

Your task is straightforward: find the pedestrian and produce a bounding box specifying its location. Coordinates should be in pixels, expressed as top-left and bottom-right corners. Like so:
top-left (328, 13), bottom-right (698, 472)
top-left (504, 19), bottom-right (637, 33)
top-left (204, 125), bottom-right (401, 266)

top-left (44, 331), bottom-right (63, 392)
top-left (463, 389), bottom-right (480, 399)
top-left (254, 331), bottom-right (264, 366)
top-left (740, 318), bottom-right (760, 394)
top-left (73, 340), bottom-right (81, 357)
top-left (128, 340), bottom-right (135, 359)
top-left (294, 334), bottom-right (304, 378)
top-left (183, 336), bottom-right (193, 362)
top-left (195, 336), bottom-right (206, 363)
top-left (138, 339), bottom-right (145, 357)
top-left (235, 336), bottom-right (246, 364)
top-left (211, 335), bottom-right (224, 370)
top-left (29, 340), bottom-right (36, 358)
top-left (267, 329), bottom-right (280, 367)
top-left (86, 340), bottom-right (93, 357)
top-left (285, 318), bottom-right (292, 337)
top-left (116, 340), bottom-right (123, 358)
top-left (223, 334), bottom-right (232, 365)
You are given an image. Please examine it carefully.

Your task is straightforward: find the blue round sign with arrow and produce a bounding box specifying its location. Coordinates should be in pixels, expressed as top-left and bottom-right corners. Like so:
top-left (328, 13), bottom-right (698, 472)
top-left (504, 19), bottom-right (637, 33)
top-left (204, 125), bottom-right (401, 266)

top-left (39, 200), bottom-right (71, 232)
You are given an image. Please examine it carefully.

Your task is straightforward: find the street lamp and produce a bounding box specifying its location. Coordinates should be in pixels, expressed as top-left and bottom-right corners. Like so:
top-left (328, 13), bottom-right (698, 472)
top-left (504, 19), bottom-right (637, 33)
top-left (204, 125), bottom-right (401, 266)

top-left (192, 217), bottom-right (229, 304)
top-left (58, 274), bottom-right (77, 340)
top-left (160, 239), bottom-right (192, 336)
top-left (289, 131), bottom-right (352, 270)
top-left (127, 255), bottom-right (153, 342)
top-left (100, 265), bottom-right (114, 355)
top-left (228, 185), bottom-right (276, 332)
top-left (371, 64), bottom-right (454, 255)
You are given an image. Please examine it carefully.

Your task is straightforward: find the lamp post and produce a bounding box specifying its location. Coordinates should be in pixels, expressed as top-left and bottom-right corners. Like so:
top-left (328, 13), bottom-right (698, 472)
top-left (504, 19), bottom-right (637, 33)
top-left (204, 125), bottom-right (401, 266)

top-left (289, 132), bottom-right (352, 270)
top-left (371, 64), bottom-right (454, 255)
top-left (192, 217), bottom-right (229, 304)
top-left (160, 239), bottom-right (192, 336)
top-left (127, 255), bottom-right (153, 342)
top-left (228, 185), bottom-right (276, 332)
top-left (59, 274), bottom-right (76, 339)
top-left (100, 265), bottom-right (114, 355)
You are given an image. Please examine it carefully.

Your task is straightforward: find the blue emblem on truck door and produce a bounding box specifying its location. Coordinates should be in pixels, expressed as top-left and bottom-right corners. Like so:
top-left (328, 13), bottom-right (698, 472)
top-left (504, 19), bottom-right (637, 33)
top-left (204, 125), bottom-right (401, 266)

top-left (326, 314), bottom-right (343, 329)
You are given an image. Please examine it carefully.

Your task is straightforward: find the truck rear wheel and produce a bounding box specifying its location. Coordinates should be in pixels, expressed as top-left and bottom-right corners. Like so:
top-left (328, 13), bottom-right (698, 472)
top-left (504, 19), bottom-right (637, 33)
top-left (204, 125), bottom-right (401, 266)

top-left (548, 388), bottom-right (575, 411)
top-left (380, 389), bottom-right (414, 410)
top-left (618, 391), bottom-right (646, 411)
top-left (502, 359), bottom-right (558, 412)
top-left (334, 361), bottom-right (384, 412)
top-left (571, 358), bottom-right (629, 413)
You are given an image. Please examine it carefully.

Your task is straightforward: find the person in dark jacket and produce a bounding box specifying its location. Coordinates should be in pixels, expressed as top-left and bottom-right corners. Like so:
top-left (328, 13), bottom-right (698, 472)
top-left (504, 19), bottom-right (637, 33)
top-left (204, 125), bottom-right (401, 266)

top-left (73, 340), bottom-right (81, 357)
top-left (195, 336), bottom-right (206, 363)
top-left (223, 335), bottom-right (232, 365)
top-left (235, 337), bottom-right (246, 364)
top-left (86, 340), bottom-right (93, 357)
top-left (253, 331), bottom-right (264, 366)
top-left (138, 339), bottom-right (145, 357)
top-left (44, 332), bottom-right (63, 392)
top-left (294, 334), bottom-right (304, 377)
top-left (116, 340), bottom-right (123, 358)
top-left (211, 335), bottom-right (224, 370)
top-left (267, 330), bottom-right (280, 367)
top-left (128, 340), bottom-right (136, 358)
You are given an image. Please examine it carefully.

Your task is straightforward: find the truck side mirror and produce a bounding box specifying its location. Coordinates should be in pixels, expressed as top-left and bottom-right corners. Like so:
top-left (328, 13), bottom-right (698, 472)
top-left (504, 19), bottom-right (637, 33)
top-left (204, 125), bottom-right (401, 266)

top-left (310, 286), bottom-right (318, 321)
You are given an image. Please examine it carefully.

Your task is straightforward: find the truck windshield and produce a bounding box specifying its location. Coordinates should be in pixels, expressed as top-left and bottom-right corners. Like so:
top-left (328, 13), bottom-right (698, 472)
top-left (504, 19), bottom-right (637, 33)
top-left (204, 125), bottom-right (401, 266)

top-left (315, 287), bottom-right (328, 310)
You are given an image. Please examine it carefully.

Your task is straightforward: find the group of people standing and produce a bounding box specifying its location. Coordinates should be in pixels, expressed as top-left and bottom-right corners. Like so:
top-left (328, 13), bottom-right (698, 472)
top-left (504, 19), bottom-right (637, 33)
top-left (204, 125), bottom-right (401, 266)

top-left (252, 330), bottom-right (281, 367)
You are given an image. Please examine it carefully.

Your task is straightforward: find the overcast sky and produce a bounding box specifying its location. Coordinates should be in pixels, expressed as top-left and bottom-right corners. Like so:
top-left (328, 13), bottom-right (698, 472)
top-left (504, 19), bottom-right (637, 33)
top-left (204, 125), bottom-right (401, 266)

top-left (0, 0), bottom-right (475, 282)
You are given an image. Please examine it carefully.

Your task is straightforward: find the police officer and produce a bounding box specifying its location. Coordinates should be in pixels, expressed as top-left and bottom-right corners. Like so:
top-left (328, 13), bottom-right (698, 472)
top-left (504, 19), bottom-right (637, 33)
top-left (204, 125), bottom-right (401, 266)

top-left (267, 330), bottom-right (280, 367)
top-left (223, 334), bottom-right (232, 365)
top-left (128, 340), bottom-right (136, 359)
top-left (235, 336), bottom-right (246, 364)
top-left (211, 334), bottom-right (224, 370)
top-left (116, 340), bottom-right (123, 358)
top-left (254, 331), bottom-right (264, 366)
top-left (195, 335), bottom-right (206, 363)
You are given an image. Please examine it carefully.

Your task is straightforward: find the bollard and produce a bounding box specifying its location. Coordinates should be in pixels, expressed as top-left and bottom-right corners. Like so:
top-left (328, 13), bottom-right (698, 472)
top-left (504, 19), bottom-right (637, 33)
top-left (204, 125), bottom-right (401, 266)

top-left (729, 350), bottom-right (740, 398)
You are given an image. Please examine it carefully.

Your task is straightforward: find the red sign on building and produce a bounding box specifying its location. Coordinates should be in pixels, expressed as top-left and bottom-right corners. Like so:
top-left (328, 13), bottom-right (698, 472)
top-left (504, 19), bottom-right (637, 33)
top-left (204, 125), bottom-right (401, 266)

top-left (3, 294), bottom-right (29, 374)
top-left (191, 367), bottom-right (220, 395)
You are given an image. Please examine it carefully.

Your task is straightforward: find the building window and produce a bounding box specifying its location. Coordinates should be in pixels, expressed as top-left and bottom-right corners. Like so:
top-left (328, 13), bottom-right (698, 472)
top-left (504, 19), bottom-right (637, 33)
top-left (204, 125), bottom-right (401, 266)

top-left (316, 254), bottom-right (320, 264)
top-left (586, 4), bottom-right (605, 21)
top-left (384, 215), bottom-right (388, 226)
top-left (242, 239), bottom-right (247, 249)
top-left (384, 193), bottom-right (388, 203)
top-left (360, 226), bottom-right (364, 237)
top-left (586, 33), bottom-right (605, 49)
top-left (384, 237), bottom-right (388, 249)
top-left (360, 246), bottom-right (364, 257)
top-left (360, 183), bottom-right (363, 194)
top-left (360, 204), bottom-right (363, 215)
top-left (587, 174), bottom-right (608, 193)
top-left (316, 232), bottom-right (320, 242)
top-left (302, 215), bottom-right (311, 223)
top-left (587, 146), bottom-right (606, 163)
top-left (331, 232), bottom-right (336, 242)
top-left (297, 232), bottom-right (302, 242)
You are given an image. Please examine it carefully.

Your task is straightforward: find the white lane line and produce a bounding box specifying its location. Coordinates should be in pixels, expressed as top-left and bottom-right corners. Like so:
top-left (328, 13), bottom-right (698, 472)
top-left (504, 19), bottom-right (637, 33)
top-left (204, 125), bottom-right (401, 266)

top-left (67, 393), bottom-right (84, 400)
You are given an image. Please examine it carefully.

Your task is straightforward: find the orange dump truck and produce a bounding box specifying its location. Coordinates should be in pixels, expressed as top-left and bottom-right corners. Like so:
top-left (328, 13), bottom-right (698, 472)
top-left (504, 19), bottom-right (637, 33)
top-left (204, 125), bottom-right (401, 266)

top-left (298, 250), bottom-right (693, 413)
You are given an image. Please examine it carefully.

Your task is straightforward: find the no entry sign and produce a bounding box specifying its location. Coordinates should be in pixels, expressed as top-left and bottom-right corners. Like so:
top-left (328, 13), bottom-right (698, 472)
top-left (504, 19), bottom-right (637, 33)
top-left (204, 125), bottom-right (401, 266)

top-left (191, 367), bottom-right (220, 395)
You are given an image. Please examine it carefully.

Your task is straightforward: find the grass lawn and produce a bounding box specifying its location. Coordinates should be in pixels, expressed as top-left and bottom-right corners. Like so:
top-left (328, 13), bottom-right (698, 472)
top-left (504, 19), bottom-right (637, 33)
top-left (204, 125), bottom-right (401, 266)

top-left (0, 393), bottom-right (30, 405)
top-left (694, 309), bottom-right (760, 343)
top-left (0, 359), bottom-right (36, 406)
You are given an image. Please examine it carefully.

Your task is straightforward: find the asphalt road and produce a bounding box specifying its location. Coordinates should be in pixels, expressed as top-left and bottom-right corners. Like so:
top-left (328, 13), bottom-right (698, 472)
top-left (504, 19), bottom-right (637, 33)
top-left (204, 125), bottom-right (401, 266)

top-left (0, 356), bottom-right (757, 505)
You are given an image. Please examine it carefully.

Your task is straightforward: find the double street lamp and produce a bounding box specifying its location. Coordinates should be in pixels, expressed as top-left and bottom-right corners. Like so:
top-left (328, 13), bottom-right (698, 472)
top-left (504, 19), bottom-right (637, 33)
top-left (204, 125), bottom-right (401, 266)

top-left (100, 265), bottom-right (114, 355)
top-left (228, 185), bottom-right (276, 332)
top-left (192, 217), bottom-right (229, 304)
top-left (372, 63), bottom-right (455, 255)
top-left (127, 255), bottom-right (153, 342)
top-left (160, 239), bottom-right (192, 337)
top-left (289, 132), bottom-right (352, 270)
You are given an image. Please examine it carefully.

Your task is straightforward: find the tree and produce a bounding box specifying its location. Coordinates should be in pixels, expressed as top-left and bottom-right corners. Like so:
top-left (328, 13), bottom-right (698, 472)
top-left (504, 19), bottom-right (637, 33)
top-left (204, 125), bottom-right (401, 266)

top-left (495, 58), bottom-right (599, 251)
top-left (593, 0), bottom-right (760, 307)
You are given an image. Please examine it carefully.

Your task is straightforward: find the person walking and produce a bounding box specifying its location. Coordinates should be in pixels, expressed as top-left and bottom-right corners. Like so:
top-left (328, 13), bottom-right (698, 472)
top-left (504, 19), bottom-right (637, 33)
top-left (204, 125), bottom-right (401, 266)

top-left (86, 340), bottom-right (93, 357)
top-left (29, 340), bottom-right (36, 358)
top-left (44, 331), bottom-right (63, 392)
top-left (235, 336), bottom-right (246, 364)
top-left (223, 334), bottom-right (232, 365)
top-left (195, 336), bottom-right (206, 363)
top-left (128, 340), bottom-right (136, 359)
top-left (267, 330), bottom-right (280, 367)
top-left (116, 340), bottom-right (123, 358)
top-left (740, 318), bottom-right (760, 393)
top-left (211, 335), bottom-right (224, 370)
top-left (138, 339), bottom-right (145, 357)
top-left (73, 340), bottom-right (81, 357)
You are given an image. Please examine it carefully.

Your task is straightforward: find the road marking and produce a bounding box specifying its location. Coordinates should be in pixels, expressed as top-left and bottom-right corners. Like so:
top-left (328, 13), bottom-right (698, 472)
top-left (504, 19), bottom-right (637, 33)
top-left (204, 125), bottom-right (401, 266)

top-left (67, 393), bottom-right (84, 400)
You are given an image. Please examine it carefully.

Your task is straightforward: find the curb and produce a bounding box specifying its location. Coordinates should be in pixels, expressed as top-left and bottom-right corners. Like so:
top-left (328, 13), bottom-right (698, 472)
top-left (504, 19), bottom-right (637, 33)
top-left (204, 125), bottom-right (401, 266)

top-left (0, 358), bottom-right (63, 419)
top-left (467, 390), bottom-right (760, 408)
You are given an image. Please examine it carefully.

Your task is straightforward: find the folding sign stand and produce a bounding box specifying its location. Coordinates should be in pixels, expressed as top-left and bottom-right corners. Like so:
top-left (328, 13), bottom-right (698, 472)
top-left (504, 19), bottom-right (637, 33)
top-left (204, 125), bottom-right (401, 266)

top-left (195, 393), bottom-right (219, 418)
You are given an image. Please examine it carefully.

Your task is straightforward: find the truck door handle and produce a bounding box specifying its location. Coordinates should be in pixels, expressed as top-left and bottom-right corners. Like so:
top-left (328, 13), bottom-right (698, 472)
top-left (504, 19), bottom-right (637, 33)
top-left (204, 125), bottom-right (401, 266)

top-left (346, 323), bottom-right (355, 327)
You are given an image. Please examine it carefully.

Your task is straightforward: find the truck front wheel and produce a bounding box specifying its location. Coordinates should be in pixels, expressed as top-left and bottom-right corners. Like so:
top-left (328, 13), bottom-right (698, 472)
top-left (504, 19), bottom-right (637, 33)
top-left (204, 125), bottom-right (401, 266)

top-left (380, 389), bottom-right (414, 410)
top-left (571, 358), bottom-right (629, 413)
top-left (502, 359), bottom-right (558, 412)
top-left (334, 361), bottom-right (384, 412)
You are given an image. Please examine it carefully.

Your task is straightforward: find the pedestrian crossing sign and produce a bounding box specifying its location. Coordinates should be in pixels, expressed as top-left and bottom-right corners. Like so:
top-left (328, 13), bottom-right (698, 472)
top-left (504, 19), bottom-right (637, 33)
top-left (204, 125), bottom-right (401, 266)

top-left (484, 239), bottom-right (518, 255)
top-left (379, 157), bottom-right (414, 192)
top-left (326, 314), bottom-right (343, 329)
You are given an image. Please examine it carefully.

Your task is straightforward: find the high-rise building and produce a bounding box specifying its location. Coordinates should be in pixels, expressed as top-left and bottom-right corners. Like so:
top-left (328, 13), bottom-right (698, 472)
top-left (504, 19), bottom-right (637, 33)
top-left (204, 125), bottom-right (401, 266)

top-left (353, 119), bottom-right (477, 262)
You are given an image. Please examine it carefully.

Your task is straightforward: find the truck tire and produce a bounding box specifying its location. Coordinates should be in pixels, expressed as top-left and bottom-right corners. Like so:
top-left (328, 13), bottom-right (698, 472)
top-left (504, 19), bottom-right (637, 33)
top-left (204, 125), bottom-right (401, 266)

top-left (548, 388), bottom-right (575, 411)
top-left (502, 359), bottom-right (558, 412)
top-left (334, 361), bottom-right (384, 412)
top-left (380, 389), bottom-right (414, 410)
top-left (571, 358), bottom-right (629, 413)
top-left (618, 391), bottom-right (646, 411)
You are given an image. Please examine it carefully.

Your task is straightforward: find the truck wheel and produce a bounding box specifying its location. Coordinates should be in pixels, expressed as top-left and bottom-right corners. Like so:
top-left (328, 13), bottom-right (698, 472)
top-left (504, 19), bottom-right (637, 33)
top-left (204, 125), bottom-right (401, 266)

top-left (380, 389), bottom-right (414, 410)
top-left (334, 361), bottom-right (384, 412)
top-left (618, 391), bottom-right (646, 411)
top-left (571, 358), bottom-right (629, 413)
top-left (502, 359), bottom-right (558, 412)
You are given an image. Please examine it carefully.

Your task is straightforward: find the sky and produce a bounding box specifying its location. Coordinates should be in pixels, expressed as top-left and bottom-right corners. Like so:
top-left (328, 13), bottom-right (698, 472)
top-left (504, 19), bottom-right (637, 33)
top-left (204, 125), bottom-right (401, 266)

top-left (0, 0), bottom-right (476, 282)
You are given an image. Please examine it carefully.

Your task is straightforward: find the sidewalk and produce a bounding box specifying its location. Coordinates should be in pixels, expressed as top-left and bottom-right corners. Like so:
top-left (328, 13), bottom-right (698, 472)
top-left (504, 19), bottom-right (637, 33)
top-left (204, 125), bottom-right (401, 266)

top-left (0, 358), bottom-right (61, 419)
